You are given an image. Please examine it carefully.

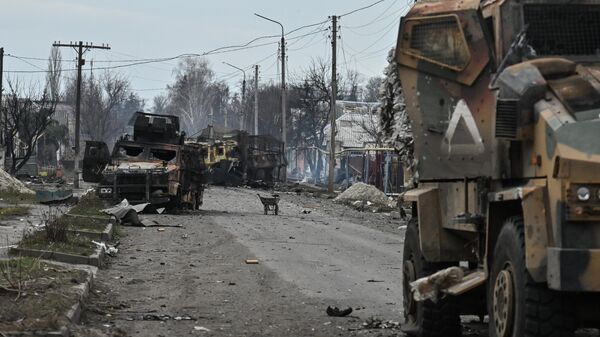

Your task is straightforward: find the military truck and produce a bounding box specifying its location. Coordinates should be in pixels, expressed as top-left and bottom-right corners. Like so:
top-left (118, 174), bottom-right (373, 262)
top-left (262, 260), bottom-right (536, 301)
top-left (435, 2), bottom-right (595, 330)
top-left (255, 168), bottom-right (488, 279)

top-left (83, 112), bottom-right (206, 209)
top-left (394, 0), bottom-right (600, 336)
top-left (195, 126), bottom-right (287, 186)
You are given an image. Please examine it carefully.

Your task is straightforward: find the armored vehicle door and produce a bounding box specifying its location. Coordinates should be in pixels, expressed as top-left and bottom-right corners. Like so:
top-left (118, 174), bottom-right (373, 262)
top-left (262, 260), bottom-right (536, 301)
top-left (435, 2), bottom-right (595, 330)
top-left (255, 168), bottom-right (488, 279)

top-left (396, 0), bottom-right (499, 180)
top-left (82, 141), bottom-right (110, 183)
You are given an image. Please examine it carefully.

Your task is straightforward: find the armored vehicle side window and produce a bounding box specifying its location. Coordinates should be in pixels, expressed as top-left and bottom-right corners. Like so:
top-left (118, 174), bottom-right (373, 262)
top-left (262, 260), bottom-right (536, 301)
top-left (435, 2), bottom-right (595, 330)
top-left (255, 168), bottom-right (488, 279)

top-left (405, 15), bottom-right (470, 71)
top-left (150, 148), bottom-right (177, 162)
top-left (117, 145), bottom-right (143, 158)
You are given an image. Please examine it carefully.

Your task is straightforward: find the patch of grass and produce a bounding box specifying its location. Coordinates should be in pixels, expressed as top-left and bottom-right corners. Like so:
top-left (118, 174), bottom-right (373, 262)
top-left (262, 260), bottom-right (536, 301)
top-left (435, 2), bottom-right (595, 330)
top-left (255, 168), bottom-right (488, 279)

top-left (0, 257), bottom-right (87, 332)
top-left (0, 206), bottom-right (30, 219)
top-left (113, 223), bottom-right (124, 239)
top-left (68, 192), bottom-right (108, 216)
top-left (18, 230), bottom-right (97, 256)
top-left (61, 215), bottom-right (111, 233)
top-left (0, 188), bottom-right (36, 205)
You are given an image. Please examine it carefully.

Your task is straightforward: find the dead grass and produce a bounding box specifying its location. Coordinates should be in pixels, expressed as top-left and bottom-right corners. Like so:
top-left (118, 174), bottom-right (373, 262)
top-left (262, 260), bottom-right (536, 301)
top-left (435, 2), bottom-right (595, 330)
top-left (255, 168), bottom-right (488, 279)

top-left (0, 188), bottom-right (36, 205)
top-left (0, 257), bottom-right (87, 332)
top-left (18, 230), bottom-right (96, 256)
top-left (62, 215), bottom-right (112, 233)
top-left (68, 192), bottom-right (108, 217)
top-left (0, 206), bottom-right (30, 219)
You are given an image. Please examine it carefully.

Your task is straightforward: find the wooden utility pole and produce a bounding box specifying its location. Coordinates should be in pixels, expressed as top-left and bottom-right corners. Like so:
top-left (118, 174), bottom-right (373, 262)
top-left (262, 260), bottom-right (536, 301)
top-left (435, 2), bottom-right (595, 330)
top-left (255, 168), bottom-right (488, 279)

top-left (0, 47), bottom-right (4, 156)
top-left (254, 65), bottom-right (259, 135)
top-left (53, 41), bottom-right (110, 188)
top-left (280, 36), bottom-right (287, 168)
top-left (328, 16), bottom-right (338, 193)
top-left (241, 76), bottom-right (246, 131)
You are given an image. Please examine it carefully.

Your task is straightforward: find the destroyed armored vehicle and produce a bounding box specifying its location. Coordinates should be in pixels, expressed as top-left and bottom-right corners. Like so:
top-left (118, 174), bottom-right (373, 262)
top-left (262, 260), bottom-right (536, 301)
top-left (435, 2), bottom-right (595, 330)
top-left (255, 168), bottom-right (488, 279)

top-left (83, 112), bottom-right (206, 209)
top-left (195, 126), bottom-right (286, 186)
top-left (393, 0), bottom-right (600, 336)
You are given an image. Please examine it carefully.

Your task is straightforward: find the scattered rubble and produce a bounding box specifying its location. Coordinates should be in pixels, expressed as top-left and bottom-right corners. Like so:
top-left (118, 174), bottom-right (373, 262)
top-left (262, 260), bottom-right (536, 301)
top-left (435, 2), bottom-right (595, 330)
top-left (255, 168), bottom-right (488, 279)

top-left (0, 168), bottom-right (35, 195)
top-left (101, 199), bottom-right (158, 226)
top-left (410, 266), bottom-right (464, 302)
top-left (361, 317), bottom-right (401, 330)
top-left (334, 183), bottom-right (394, 212)
top-left (326, 306), bottom-right (353, 317)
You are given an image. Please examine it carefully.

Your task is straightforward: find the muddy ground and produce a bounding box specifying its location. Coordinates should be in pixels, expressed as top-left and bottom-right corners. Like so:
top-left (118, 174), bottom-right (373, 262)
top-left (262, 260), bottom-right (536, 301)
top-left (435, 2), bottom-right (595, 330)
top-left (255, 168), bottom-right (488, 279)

top-left (72, 186), bottom-right (596, 337)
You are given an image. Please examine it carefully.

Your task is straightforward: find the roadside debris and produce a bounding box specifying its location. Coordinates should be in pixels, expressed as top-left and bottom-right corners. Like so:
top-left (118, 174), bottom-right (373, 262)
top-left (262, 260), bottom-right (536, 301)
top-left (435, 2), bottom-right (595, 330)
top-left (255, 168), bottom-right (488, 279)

top-left (326, 306), bottom-right (353, 317)
top-left (102, 199), bottom-right (178, 227)
top-left (334, 183), bottom-right (393, 212)
top-left (194, 326), bottom-right (211, 332)
top-left (245, 259), bottom-right (259, 264)
top-left (102, 199), bottom-right (152, 226)
top-left (360, 317), bottom-right (401, 330)
top-left (410, 266), bottom-right (464, 302)
top-left (0, 168), bottom-right (35, 195)
top-left (92, 241), bottom-right (119, 257)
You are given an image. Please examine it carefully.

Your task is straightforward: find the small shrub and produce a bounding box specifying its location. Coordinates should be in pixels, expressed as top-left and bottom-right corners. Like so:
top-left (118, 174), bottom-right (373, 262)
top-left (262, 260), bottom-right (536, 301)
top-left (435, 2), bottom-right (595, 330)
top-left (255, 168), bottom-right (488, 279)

top-left (45, 218), bottom-right (68, 243)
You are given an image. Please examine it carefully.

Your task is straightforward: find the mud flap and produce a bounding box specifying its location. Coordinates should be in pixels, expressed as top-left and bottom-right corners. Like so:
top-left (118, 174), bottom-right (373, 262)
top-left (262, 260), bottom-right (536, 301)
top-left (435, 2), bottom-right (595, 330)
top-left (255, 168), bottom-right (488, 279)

top-left (82, 141), bottom-right (110, 183)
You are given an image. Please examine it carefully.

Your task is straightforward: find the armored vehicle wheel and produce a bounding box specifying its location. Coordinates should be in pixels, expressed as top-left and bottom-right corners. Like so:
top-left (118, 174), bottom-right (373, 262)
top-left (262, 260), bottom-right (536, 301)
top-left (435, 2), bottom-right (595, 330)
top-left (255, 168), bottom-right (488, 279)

top-left (402, 220), bottom-right (461, 337)
top-left (489, 217), bottom-right (574, 337)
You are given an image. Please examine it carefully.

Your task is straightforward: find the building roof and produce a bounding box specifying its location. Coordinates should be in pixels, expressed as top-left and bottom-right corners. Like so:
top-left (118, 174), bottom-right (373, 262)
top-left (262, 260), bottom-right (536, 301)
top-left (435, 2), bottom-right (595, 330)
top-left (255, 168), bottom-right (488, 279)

top-left (324, 112), bottom-right (380, 149)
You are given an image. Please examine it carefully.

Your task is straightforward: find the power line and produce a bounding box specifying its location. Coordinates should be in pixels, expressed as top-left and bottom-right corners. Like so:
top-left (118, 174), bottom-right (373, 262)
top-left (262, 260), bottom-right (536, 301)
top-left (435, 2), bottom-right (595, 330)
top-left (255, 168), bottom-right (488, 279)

top-left (340, 0), bottom-right (386, 17)
top-left (343, 0), bottom-right (401, 29)
top-left (3, 0), bottom-right (397, 78)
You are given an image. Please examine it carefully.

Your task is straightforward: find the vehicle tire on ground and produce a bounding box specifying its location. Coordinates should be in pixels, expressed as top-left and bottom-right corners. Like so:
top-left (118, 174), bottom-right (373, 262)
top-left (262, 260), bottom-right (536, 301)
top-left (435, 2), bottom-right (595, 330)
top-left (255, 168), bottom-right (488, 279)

top-left (488, 216), bottom-right (574, 337)
top-left (402, 220), bottom-right (461, 337)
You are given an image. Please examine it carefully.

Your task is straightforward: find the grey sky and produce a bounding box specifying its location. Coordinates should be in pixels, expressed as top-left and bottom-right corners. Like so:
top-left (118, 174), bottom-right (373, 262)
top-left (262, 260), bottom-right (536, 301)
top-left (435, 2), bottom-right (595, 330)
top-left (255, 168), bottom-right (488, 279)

top-left (0, 0), bottom-right (410, 102)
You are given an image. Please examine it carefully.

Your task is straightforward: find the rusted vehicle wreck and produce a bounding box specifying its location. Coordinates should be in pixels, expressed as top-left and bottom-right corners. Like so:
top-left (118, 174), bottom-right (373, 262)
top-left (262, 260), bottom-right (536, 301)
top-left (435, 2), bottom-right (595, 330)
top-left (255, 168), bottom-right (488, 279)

top-left (83, 112), bottom-right (207, 209)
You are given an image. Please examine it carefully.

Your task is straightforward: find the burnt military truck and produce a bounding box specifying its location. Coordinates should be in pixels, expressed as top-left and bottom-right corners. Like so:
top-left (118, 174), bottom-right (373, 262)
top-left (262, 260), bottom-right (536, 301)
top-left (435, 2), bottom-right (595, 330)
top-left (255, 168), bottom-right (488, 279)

top-left (395, 0), bottom-right (600, 336)
top-left (195, 126), bottom-right (287, 186)
top-left (83, 112), bottom-right (206, 209)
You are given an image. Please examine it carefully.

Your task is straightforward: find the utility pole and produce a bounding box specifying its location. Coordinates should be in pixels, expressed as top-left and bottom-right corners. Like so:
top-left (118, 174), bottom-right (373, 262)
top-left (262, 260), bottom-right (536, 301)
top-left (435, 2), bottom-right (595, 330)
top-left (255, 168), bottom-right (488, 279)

top-left (280, 34), bottom-right (287, 165)
top-left (0, 47), bottom-right (4, 157)
top-left (328, 15), bottom-right (338, 193)
top-left (53, 41), bottom-right (110, 189)
top-left (255, 13), bottom-right (287, 180)
top-left (241, 78), bottom-right (246, 131)
top-left (254, 65), bottom-right (259, 136)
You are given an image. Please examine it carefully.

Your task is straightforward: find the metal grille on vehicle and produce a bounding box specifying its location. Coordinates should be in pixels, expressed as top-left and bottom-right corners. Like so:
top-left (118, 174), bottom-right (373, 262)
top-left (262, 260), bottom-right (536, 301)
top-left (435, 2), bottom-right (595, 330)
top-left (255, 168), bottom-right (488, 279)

top-left (409, 16), bottom-right (470, 70)
top-left (524, 5), bottom-right (600, 56)
top-left (495, 99), bottom-right (518, 139)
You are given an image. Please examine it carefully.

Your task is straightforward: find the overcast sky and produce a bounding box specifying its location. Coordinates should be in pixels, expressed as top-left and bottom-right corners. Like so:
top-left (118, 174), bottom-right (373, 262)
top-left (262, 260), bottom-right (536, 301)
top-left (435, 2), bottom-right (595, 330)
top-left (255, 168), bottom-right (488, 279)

top-left (0, 0), bottom-right (410, 103)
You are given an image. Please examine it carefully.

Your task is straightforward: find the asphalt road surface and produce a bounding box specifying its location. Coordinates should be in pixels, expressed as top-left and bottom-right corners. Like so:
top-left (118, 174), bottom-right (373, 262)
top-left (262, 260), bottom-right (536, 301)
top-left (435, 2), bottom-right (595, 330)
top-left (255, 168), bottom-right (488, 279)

top-left (75, 186), bottom-right (600, 337)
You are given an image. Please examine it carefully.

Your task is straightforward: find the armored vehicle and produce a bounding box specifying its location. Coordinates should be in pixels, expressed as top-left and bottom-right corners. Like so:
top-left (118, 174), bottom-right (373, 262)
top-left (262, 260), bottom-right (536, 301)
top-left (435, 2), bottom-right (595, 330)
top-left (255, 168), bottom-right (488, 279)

top-left (83, 112), bottom-right (206, 209)
top-left (195, 126), bottom-right (286, 186)
top-left (395, 0), bottom-right (600, 336)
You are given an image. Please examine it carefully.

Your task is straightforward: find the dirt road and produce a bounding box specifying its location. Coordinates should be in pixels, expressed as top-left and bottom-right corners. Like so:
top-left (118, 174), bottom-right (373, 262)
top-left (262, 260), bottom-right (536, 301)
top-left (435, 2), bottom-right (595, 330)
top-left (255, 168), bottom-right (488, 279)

top-left (77, 186), bottom-right (489, 336)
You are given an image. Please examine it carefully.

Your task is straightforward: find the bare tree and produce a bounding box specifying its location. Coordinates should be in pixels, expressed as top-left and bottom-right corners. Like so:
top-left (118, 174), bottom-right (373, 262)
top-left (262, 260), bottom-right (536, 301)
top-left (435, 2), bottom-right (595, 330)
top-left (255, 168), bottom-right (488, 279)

top-left (364, 76), bottom-right (383, 102)
top-left (342, 70), bottom-right (362, 101)
top-left (348, 112), bottom-right (384, 147)
top-left (151, 94), bottom-right (169, 114)
top-left (46, 47), bottom-right (62, 102)
top-left (289, 57), bottom-right (342, 182)
top-left (167, 58), bottom-right (217, 134)
top-left (3, 80), bottom-right (57, 174)
top-left (65, 71), bottom-right (131, 144)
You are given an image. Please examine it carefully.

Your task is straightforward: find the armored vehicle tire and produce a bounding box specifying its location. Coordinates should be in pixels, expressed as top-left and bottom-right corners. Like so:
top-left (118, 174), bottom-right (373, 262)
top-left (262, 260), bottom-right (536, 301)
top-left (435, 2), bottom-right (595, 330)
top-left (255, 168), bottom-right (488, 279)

top-left (402, 220), bottom-right (461, 337)
top-left (489, 216), bottom-right (574, 337)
